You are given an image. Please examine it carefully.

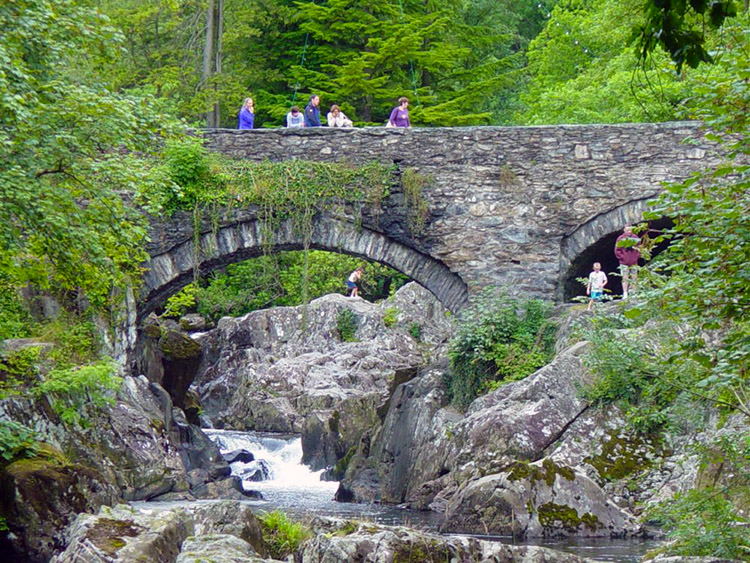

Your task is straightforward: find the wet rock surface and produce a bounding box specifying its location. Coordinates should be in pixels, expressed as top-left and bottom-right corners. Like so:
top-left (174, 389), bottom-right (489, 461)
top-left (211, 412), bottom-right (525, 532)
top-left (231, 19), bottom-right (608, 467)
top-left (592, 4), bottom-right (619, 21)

top-left (0, 375), bottom-right (244, 562)
top-left (339, 340), bottom-right (644, 538)
top-left (193, 283), bottom-right (452, 470)
top-left (53, 502), bottom-right (592, 563)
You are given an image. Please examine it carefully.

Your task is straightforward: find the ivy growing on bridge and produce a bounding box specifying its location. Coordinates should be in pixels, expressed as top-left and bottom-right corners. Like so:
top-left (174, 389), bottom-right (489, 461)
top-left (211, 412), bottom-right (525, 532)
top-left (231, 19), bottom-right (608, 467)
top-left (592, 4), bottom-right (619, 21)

top-left (147, 137), bottom-right (431, 311)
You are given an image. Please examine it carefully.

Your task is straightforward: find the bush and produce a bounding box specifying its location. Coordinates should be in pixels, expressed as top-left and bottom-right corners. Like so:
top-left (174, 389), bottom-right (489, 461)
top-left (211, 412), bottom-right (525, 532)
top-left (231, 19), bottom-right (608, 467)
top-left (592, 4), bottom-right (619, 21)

top-left (0, 420), bottom-right (39, 466)
top-left (259, 510), bottom-right (311, 559)
top-left (162, 283), bottom-right (199, 318)
top-left (0, 346), bottom-right (42, 398)
top-left (648, 487), bottom-right (748, 558)
top-left (408, 322), bottom-right (421, 341)
top-left (0, 280), bottom-right (34, 340)
top-left (446, 292), bottom-right (556, 410)
top-left (337, 309), bottom-right (358, 342)
top-left (35, 360), bottom-right (121, 426)
top-left (383, 308), bottom-right (398, 327)
top-left (42, 319), bottom-right (101, 369)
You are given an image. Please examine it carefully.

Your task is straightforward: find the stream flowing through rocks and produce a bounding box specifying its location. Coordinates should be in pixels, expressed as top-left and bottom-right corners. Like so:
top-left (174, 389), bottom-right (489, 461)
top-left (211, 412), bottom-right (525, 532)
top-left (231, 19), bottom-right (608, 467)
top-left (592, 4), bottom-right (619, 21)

top-left (187, 429), bottom-right (663, 562)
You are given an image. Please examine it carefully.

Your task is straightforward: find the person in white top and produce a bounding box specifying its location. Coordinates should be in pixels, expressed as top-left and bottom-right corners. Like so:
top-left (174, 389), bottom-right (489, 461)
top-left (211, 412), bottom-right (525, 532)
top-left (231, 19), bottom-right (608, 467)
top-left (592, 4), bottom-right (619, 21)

top-left (327, 105), bottom-right (353, 127)
top-left (587, 262), bottom-right (608, 311)
top-left (347, 267), bottom-right (364, 297)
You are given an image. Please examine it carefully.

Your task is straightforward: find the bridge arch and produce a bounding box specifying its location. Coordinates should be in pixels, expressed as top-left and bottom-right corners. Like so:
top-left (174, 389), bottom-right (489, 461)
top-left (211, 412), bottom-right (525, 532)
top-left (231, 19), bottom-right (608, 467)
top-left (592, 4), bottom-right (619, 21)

top-left (139, 215), bottom-right (469, 320)
top-left (559, 199), bottom-right (673, 300)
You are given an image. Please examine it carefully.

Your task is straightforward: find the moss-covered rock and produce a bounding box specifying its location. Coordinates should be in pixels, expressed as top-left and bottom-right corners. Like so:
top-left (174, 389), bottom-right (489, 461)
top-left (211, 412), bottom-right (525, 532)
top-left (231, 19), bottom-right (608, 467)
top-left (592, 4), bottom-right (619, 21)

top-left (83, 518), bottom-right (142, 556)
top-left (537, 502), bottom-right (601, 533)
top-left (508, 459), bottom-right (576, 487)
top-left (159, 329), bottom-right (201, 360)
top-left (584, 429), bottom-right (665, 482)
top-left (0, 443), bottom-right (118, 562)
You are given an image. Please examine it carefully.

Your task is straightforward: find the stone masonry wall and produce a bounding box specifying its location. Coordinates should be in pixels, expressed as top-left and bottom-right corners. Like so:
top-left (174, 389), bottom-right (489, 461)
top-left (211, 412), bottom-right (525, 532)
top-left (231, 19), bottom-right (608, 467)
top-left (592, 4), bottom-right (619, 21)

top-left (193, 123), bottom-right (718, 302)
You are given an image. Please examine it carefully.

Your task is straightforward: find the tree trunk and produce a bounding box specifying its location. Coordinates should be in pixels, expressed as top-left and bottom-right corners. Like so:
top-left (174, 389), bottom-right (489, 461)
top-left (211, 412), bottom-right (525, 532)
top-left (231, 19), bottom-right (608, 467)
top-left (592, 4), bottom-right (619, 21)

top-left (202, 0), bottom-right (216, 127)
top-left (212, 0), bottom-right (223, 127)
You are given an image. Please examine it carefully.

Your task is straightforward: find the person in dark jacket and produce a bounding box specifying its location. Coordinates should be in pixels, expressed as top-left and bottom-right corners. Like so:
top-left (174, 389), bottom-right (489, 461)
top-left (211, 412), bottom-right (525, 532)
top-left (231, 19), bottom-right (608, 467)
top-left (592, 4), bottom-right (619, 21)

top-left (304, 95), bottom-right (322, 127)
top-left (614, 225), bottom-right (641, 299)
top-left (238, 98), bottom-right (254, 129)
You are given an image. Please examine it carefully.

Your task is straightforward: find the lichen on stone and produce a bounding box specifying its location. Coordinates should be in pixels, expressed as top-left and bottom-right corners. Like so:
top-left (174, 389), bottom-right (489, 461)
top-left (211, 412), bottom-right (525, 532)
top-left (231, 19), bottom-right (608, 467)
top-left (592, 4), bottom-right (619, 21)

top-left (584, 429), bottom-right (665, 482)
top-left (537, 502), bottom-right (601, 532)
top-left (506, 458), bottom-right (576, 487)
top-left (83, 517), bottom-right (142, 555)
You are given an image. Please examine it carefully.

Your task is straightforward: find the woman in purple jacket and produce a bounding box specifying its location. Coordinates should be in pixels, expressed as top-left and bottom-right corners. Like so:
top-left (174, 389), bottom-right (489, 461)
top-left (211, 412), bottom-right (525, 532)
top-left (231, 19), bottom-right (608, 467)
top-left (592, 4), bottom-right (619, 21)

top-left (238, 98), bottom-right (254, 129)
top-left (387, 97), bottom-right (411, 128)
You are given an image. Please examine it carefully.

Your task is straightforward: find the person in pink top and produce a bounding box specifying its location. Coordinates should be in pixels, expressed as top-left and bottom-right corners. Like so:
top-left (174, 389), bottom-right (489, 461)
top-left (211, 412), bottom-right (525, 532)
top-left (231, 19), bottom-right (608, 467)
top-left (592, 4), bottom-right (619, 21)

top-left (387, 97), bottom-right (411, 128)
top-left (614, 225), bottom-right (641, 299)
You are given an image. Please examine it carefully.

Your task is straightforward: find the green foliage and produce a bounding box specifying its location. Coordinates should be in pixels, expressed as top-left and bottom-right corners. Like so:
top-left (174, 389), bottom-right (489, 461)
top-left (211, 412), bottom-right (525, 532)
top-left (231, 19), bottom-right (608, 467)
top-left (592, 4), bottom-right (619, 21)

top-left (192, 250), bottom-right (408, 321)
top-left (42, 320), bottom-right (101, 370)
top-left (517, 0), bottom-right (693, 125)
top-left (162, 284), bottom-right (199, 319)
top-left (446, 292), bottom-right (556, 410)
top-left (648, 487), bottom-right (748, 558)
top-left (259, 510), bottom-right (311, 560)
top-left (409, 322), bottom-right (422, 342)
top-left (0, 0), bottom-right (178, 309)
top-left (633, 0), bottom-right (738, 71)
top-left (337, 309), bottom-right (358, 342)
top-left (95, 0), bottom-right (545, 127)
top-left (401, 168), bottom-right (431, 235)
top-left (383, 308), bottom-right (399, 328)
top-left (0, 279), bottom-right (34, 340)
top-left (35, 360), bottom-right (121, 426)
top-left (579, 18), bottom-right (750, 438)
top-left (0, 420), bottom-right (39, 465)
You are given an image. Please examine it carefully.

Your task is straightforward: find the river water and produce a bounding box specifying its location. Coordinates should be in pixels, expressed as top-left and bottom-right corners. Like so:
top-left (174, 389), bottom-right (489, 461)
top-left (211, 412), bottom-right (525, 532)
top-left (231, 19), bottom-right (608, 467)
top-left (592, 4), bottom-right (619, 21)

top-left (202, 429), bottom-right (661, 562)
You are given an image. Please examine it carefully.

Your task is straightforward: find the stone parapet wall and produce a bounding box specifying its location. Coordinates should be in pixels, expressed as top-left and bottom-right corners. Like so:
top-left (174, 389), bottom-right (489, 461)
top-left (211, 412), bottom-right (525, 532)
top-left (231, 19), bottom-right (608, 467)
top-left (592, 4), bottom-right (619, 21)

top-left (196, 123), bottom-right (719, 301)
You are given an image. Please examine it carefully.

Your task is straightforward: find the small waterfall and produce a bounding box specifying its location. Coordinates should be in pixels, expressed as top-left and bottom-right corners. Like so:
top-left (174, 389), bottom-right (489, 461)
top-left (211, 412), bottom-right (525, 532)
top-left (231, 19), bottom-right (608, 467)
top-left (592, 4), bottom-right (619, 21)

top-left (205, 429), bottom-right (338, 504)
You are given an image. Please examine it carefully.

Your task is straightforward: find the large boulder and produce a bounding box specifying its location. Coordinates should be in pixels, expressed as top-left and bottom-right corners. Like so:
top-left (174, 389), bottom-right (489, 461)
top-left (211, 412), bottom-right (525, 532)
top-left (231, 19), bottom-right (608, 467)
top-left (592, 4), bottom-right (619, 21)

top-left (136, 314), bottom-right (203, 408)
top-left (440, 460), bottom-right (640, 537)
top-left (336, 339), bottom-right (646, 538)
top-left (0, 375), bottom-right (240, 561)
top-left (193, 283), bottom-right (453, 470)
top-left (299, 519), bottom-right (590, 563)
top-left (52, 501), bottom-right (267, 563)
top-left (0, 445), bottom-right (119, 563)
top-left (52, 503), bottom-right (194, 563)
top-left (336, 363), bottom-right (461, 504)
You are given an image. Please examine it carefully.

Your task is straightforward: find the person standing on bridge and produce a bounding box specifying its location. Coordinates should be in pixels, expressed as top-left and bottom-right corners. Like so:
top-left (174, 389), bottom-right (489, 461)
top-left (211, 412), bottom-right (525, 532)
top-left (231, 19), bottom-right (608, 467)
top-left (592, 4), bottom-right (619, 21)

top-left (614, 225), bottom-right (641, 299)
top-left (286, 106), bottom-right (305, 128)
top-left (387, 97), bottom-right (411, 128)
top-left (347, 267), bottom-right (364, 298)
top-left (304, 95), bottom-right (322, 127)
top-left (238, 98), bottom-right (254, 129)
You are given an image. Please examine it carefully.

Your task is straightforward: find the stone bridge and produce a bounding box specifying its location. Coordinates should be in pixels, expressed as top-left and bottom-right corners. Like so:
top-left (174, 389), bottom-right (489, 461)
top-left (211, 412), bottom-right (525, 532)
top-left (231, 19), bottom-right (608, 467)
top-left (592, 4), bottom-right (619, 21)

top-left (142, 122), bottom-right (719, 317)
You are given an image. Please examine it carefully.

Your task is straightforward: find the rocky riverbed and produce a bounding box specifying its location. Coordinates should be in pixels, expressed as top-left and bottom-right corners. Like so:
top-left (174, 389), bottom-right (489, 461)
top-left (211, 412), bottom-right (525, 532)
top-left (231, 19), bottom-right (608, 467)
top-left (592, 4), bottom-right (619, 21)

top-left (1, 283), bottom-right (744, 561)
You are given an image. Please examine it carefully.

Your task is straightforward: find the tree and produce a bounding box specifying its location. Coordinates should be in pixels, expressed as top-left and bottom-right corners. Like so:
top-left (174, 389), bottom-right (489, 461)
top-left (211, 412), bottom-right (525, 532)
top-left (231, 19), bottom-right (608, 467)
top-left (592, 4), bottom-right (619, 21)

top-left (285, 0), bottom-right (521, 125)
top-left (633, 0), bottom-right (739, 70)
top-left (0, 0), bottom-right (177, 307)
top-left (517, 0), bottom-right (694, 124)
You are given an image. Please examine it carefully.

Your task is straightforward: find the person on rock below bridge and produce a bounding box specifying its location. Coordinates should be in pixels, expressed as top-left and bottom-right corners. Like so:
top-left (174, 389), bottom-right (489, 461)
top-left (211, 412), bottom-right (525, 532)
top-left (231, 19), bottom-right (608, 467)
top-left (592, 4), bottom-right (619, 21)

top-left (237, 98), bottom-right (254, 129)
top-left (347, 267), bottom-right (364, 298)
top-left (614, 225), bottom-right (641, 299)
top-left (587, 262), bottom-right (608, 311)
